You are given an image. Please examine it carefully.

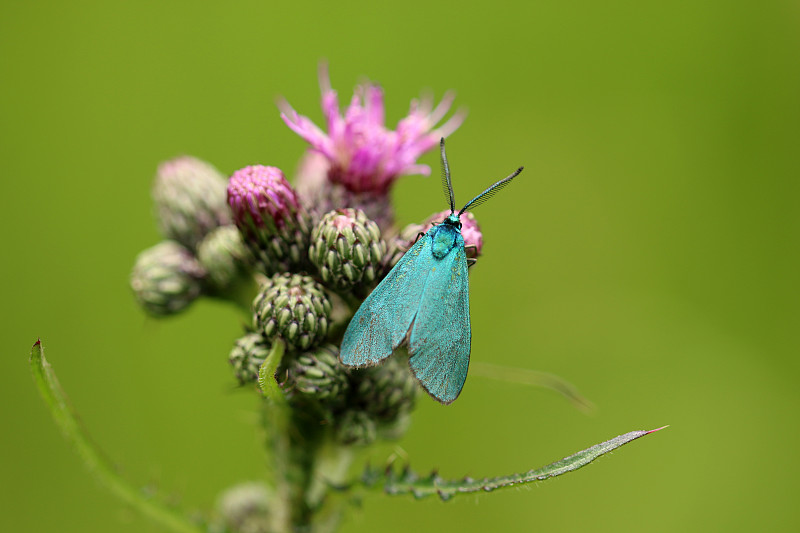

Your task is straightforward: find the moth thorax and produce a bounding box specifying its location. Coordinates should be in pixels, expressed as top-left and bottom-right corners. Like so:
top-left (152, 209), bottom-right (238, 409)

top-left (431, 223), bottom-right (461, 259)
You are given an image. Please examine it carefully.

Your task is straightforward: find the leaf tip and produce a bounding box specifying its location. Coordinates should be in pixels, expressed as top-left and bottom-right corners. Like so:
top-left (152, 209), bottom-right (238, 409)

top-left (30, 338), bottom-right (44, 364)
top-left (646, 425), bottom-right (669, 434)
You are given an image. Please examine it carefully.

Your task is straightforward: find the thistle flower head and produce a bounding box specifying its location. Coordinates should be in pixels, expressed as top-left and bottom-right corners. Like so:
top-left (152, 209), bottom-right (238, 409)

top-left (227, 166), bottom-right (311, 273)
top-left (229, 333), bottom-right (270, 384)
top-left (197, 225), bottom-right (252, 289)
top-left (130, 241), bottom-right (207, 316)
top-left (309, 208), bottom-right (386, 292)
top-left (336, 410), bottom-right (378, 446)
top-left (281, 64), bottom-right (466, 195)
top-left (351, 355), bottom-right (417, 424)
top-left (253, 273), bottom-right (332, 351)
top-left (288, 344), bottom-right (349, 405)
top-left (152, 156), bottom-right (231, 250)
top-left (227, 166), bottom-right (301, 232)
top-left (217, 483), bottom-right (271, 533)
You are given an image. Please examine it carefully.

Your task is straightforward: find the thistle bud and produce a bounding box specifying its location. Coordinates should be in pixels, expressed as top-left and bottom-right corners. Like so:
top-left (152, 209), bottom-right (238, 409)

top-left (130, 241), bottom-right (206, 316)
top-left (229, 333), bottom-right (270, 384)
top-left (227, 165), bottom-right (311, 274)
top-left (309, 208), bottom-right (386, 293)
top-left (152, 156), bottom-right (231, 250)
top-left (197, 225), bottom-right (252, 289)
top-left (351, 355), bottom-right (417, 424)
top-left (217, 483), bottom-right (271, 533)
top-left (253, 273), bottom-right (331, 351)
top-left (336, 410), bottom-right (377, 446)
top-left (288, 344), bottom-right (349, 404)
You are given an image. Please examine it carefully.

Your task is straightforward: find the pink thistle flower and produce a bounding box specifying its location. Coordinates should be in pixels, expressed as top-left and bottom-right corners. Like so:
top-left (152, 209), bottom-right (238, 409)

top-left (227, 166), bottom-right (301, 233)
top-left (280, 64), bottom-right (466, 195)
top-left (227, 166), bottom-right (312, 274)
top-left (292, 147), bottom-right (396, 231)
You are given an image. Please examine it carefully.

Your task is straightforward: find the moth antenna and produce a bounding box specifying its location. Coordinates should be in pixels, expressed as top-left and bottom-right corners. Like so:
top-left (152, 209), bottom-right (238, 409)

top-left (440, 138), bottom-right (456, 214)
top-left (459, 166), bottom-right (523, 215)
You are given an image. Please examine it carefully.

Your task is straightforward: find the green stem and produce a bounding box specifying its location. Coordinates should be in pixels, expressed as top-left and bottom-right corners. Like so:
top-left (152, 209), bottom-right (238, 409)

top-left (257, 339), bottom-right (292, 533)
top-left (306, 441), bottom-right (355, 533)
top-left (306, 439), bottom-right (354, 510)
top-left (29, 340), bottom-right (204, 533)
top-left (257, 339), bottom-right (354, 531)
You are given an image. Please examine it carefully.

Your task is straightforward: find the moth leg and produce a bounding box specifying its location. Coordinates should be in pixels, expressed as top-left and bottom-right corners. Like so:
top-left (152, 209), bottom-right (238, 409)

top-left (413, 231), bottom-right (426, 244)
top-left (464, 244), bottom-right (479, 268)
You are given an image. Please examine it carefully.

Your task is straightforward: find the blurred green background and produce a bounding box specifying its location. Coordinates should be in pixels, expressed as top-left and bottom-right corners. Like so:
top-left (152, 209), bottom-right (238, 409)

top-left (2, 1), bottom-right (798, 531)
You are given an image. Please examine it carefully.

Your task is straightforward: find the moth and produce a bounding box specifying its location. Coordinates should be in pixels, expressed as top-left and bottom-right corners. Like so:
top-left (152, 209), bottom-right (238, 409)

top-left (340, 138), bottom-right (523, 404)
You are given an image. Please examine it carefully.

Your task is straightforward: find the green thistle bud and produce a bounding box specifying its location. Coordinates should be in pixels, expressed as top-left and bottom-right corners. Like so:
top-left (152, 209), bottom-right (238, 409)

top-left (351, 355), bottom-right (417, 424)
top-left (253, 274), bottom-right (331, 351)
top-left (288, 344), bottom-right (349, 404)
top-left (336, 410), bottom-right (377, 446)
top-left (229, 333), bottom-right (270, 384)
top-left (197, 225), bottom-right (252, 289)
top-left (227, 165), bottom-right (312, 274)
top-left (130, 241), bottom-right (206, 316)
top-left (309, 208), bottom-right (386, 293)
top-left (217, 482), bottom-right (271, 533)
top-left (152, 156), bottom-right (231, 251)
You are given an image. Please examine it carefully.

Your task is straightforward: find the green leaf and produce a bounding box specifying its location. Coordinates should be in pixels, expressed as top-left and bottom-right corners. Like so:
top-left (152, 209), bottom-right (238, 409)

top-left (30, 340), bottom-right (205, 533)
top-left (360, 426), bottom-right (666, 501)
top-left (257, 337), bottom-right (287, 404)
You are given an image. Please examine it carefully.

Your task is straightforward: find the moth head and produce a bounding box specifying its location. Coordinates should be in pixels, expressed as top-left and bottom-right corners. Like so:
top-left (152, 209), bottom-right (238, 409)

top-left (443, 212), bottom-right (462, 229)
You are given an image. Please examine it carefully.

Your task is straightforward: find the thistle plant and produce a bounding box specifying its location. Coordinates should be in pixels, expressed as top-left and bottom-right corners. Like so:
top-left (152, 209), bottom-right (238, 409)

top-left (30, 64), bottom-right (663, 533)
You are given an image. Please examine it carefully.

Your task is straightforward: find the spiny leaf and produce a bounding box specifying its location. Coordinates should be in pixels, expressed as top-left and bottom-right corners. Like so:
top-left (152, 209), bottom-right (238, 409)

top-left (360, 427), bottom-right (666, 501)
top-left (29, 340), bottom-right (205, 533)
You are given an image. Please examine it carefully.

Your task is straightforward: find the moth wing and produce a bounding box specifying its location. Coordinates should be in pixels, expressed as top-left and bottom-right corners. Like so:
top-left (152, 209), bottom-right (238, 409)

top-left (340, 235), bottom-right (431, 367)
top-left (408, 240), bottom-right (471, 404)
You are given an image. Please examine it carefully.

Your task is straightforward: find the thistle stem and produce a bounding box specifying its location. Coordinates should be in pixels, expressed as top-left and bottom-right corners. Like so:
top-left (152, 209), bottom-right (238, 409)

top-left (29, 340), bottom-right (204, 533)
top-left (257, 339), bottom-right (293, 532)
top-left (305, 440), bottom-right (354, 533)
top-left (257, 339), bottom-right (355, 531)
top-left (307, 440), bottom-right (354, 509)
